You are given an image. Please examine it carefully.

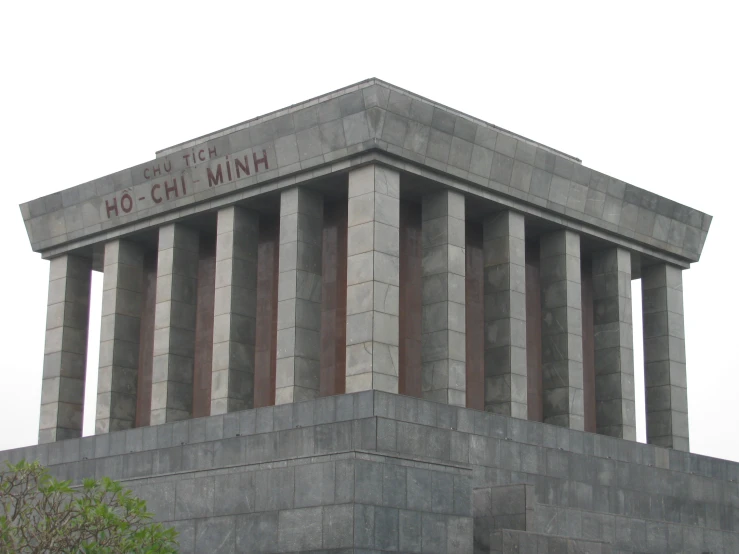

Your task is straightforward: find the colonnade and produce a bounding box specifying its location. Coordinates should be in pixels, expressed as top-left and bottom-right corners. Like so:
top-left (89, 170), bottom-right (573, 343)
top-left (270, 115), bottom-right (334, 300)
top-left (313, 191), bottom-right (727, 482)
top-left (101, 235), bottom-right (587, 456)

top-left (38, 164), bottom-right (690, 452)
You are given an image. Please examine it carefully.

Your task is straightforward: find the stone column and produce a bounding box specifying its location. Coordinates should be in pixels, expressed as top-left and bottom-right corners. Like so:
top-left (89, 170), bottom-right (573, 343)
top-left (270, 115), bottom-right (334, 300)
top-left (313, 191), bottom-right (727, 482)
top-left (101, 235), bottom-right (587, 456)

top-left (592, 247), bottom-right (636, 440)
top-left (211, 206), bottom-right (259, 414)
top-left (482, 211), bottom-right (527, 418)
top-left (642, 263), bottom-right (689, 451)
top-left (39, 255), bottom-right (91, 444)
top-left (345, 164), bottom-right (400, 394)
top-left (539, 230), bottom-right (584, 430)
top-left (150, 223), bottom-right (199, 425)
top-left (275, 188), bottom-right (323, 404)
top-left (96, 240), bottom-right (144, 433)
top-left (421, 190), bottom-right (466, 406)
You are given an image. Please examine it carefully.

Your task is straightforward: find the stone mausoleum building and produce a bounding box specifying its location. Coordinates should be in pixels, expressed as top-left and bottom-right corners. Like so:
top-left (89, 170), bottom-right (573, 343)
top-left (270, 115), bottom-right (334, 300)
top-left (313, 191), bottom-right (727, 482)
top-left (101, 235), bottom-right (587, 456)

top-left (3, 79), bottom-right (737, 552)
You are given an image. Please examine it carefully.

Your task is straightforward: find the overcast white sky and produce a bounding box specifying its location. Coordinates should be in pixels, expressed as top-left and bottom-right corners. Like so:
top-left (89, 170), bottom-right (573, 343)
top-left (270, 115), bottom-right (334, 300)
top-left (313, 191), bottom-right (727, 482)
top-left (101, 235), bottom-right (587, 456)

top-left (0, 2), bottom-right (736, 462)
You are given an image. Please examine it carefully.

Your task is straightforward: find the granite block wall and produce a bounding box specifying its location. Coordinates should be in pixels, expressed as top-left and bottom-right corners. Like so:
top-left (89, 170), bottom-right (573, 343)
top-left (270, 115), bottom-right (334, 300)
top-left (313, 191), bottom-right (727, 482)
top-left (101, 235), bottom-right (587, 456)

top-left (3, 391), bottom-right (737, 553)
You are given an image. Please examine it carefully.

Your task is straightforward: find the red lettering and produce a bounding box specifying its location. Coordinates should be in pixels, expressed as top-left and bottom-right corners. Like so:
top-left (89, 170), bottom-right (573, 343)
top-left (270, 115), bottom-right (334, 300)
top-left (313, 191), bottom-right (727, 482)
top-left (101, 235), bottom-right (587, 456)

top-left (105, 197), bottom-right (118, 218)
top-left (207, 165), bottom-right (223, 187)
top-left (183, 153), bottom-right (191, 167)
top-left (208, 146), bottom-right (217, 158)
top-left (144, 168), bottom-right (150, 179)
top-left (153, 166), bottom-right (161, 177)
top-left (164, 180), bottom-right (178, 200)
top-left (120, 193), bottom-right (133, 213)
top-left (163, 160), bottom-right (172, 172)
top-left (235, 155), bottom-right (250, 178)
top-left (180, 176), bottom-right (187, 195)
top-left (226, 157), bottom-right (232, 181)
top-left (151, 183), bottom-right (162, 203)
top-left (198, 149), bottom-right (206, 161)
top-left (253, 149), bottom-right (269, 172)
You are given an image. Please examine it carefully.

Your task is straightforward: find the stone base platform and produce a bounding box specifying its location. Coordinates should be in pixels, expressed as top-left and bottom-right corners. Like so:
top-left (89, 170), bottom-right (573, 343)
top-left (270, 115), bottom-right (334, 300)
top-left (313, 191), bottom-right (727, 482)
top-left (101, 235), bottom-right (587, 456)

top-left (1, 391), bottom-right (737, 553)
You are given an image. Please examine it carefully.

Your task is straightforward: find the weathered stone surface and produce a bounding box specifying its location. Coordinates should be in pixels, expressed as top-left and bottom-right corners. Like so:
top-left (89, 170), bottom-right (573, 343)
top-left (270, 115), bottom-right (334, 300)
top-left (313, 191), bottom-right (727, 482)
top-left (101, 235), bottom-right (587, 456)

top-left (96, 240), bottom-right (144, 433)
top-left (345, 164), bottom-right (400, 394)
top-left (6, 391), bottom-right (739, 553)
top-left (422, 189), bottom-right (466, 406)
top-left (482, 210), bottom-right (527, 418)
top-left (592, 247), bottom-right (636, 441)
top-left (211, 206), bottom-right (259, 414)
top-left (642, 263), bottom-right (690, 451)
top-left (275, 188), bottom-right (323, 404)
top-left (21, 80), bottom-right (709, 269)
top-left (39, 254), bottom-right (91, 444)
top-left (539, 230), bottom-right (584, 430)
top-left (150, 223), bottom-right (199, 425)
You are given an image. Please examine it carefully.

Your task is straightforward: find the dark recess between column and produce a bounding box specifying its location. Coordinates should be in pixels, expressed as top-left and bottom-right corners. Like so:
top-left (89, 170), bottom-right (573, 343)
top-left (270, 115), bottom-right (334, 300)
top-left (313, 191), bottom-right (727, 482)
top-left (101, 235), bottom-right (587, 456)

top-left (399, 201), bottom-right (422, 398)
top-left (192, 234), bottom-right (216, 418)
top-left (320, 200), bottom-right (347, 396)
top-left (254, 215), bottom-right (280, 407)
top-left (526, 242), bottom-right (543, 422)
top-left (581, 257), bottom-right (597, 433)
top-left (135, 251), bottom-right (157, 427)
top-left (465, 220), bottom-right (484, 410)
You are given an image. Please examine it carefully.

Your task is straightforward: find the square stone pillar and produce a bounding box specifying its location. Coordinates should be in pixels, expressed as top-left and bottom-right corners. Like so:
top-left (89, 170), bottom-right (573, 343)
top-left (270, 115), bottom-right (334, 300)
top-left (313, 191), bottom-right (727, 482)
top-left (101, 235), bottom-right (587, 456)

top-left (421, 190), bottom-right (466, 406)
top-left (39, 255), bottom-right (92, 444)
top-left (96, 240), bottom-right (144, 433)
top-left (642, 263), bottom-right (689, 451)
top-left (592, 247), bottom-right (636, 440)
top-left (210, 206), bottom-right (259, 414)
top-left (275, 188), bottom-right (323, 404)
top-left (150, 223), bottom-right (199, 424)
top-left (539, 230), bottom-right (584, 430)
top-left (345, 165), bottom-right (400, 394)
top-left (482, 211), bottom-right (527, 418)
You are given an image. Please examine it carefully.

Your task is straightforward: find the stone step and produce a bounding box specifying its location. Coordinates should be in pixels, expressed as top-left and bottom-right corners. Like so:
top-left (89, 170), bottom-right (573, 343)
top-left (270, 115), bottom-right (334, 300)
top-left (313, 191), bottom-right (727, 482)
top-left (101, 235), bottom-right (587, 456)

top-left (473, 484), bottom-right (737, 552)
top-left (482, 528), bottom-right (614, 554)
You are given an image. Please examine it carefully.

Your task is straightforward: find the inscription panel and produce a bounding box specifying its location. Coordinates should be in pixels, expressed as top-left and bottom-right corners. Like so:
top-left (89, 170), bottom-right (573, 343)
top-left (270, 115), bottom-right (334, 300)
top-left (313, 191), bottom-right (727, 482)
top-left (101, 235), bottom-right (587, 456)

top-left (101, 147), bottom-right (272, 221)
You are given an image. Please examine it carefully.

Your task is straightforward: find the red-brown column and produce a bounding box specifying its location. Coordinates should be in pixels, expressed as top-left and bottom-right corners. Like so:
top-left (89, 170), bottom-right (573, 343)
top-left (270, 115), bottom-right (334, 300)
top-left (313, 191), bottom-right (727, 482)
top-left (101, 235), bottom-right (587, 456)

top-left (192, 235), bottom-right (216, 418)
top-left (581, 258), bottom-right (597, 433)
top-left (525, 242), bottom-right (543, 422)
top-left (254, 216), bottom-right (280, 407)
top-left (135, 252), bottom-right (157, 427)
top-left (399, 201), bottom-right (422, 398)
top-left (465, 221), bottom-right (484, 410)
top-left (320, 200), bottom-right (348, 396)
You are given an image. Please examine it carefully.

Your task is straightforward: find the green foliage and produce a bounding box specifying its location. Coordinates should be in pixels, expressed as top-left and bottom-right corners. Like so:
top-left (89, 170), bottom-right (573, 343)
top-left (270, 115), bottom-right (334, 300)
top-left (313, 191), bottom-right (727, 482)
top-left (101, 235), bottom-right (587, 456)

top-left (0, 460), bottom-right (178, 553)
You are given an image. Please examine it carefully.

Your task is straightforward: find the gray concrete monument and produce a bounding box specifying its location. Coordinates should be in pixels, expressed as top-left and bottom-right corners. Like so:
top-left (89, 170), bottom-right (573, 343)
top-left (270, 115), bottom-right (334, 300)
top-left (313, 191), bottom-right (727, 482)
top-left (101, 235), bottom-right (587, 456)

top-left (6, 79), bottom-right (735, 552)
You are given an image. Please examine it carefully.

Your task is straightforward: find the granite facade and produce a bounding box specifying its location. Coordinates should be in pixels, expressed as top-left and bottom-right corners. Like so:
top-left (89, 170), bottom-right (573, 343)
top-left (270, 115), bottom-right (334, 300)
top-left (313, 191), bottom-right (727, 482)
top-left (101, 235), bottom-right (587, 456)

top-left (345, 165), bottom-right (400, 395)
top-left (539, 230), bottom-right (585, 431)
top-left (275, 188), bottom-right (324, 405)
top-left (151, 223), bottom-right (200, 425)
top-left (97, 240), bottom-right (145, 433)
top-left (642, 264), bottom-right (690, 452)
top-left (38, 254), bottom-right (92, 444)
top-left (421, 190), bottom-right (466, 407)
top-left (482, 211), bottom-right (527, 419)
top-left (13, 80), bottom-right (725, 552)
top-left (592, 248), bottom-right (637, 441)
top-left (5, 392), bottom-right (738, 553)
top-left (21, 80), bottom-right (709, 269)
top-left (211, 206), bottom-right (259, 414)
